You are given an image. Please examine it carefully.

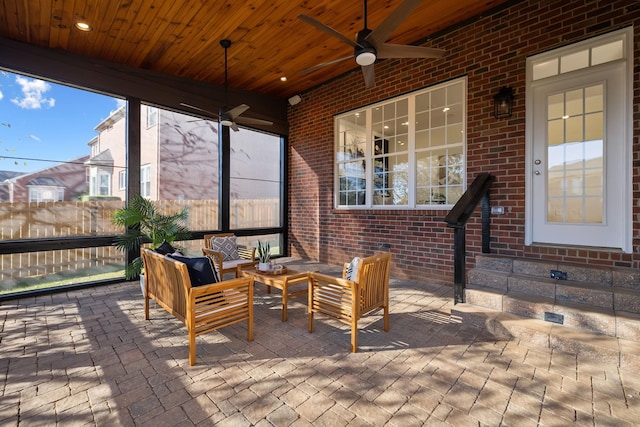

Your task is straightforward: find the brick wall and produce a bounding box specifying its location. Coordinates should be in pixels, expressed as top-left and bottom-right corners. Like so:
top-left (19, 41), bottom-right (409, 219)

top-left (288, 0), bottom-right (640, 281)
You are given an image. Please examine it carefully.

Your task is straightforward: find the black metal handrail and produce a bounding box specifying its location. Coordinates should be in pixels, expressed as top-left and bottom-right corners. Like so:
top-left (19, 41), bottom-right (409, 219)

top-left (444, 172), bottom-right (495, 304)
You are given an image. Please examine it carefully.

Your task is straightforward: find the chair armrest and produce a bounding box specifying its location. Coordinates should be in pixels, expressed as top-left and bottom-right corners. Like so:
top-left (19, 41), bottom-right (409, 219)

top-left (309, 272), bottom-right (357, 292)
top-left (190, 276), bottom-right (254, 298)
top-left (202, 248), bottom-right (224, 272)
top-left (237, 244), bottom-right (256, 261)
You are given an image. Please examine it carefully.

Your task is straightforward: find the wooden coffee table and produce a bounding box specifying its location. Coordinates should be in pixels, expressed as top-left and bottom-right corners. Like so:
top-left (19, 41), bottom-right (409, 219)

top-left (240, 267), bottom-right (310, 321)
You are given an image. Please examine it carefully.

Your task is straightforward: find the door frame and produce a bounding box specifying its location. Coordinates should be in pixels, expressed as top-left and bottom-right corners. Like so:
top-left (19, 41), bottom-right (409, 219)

top-left (524, 27), bottom-right (633, 253)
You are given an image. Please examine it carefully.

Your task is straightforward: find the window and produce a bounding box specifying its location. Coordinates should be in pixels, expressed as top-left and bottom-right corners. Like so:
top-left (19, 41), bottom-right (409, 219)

top-left (27, 187), bottom-right (64, 202)
top-left (335, 77), bottom-right (466, 208)
top-left (141, 164), bottom-right (151, 198)
top-left (147, 106), bottom-right (158, 128)
top-left (98, 173), bottom-right (110, 195)
top-left (118, 170), bottom-right (126, 190)
top-left (90, 137), bottom-right (99, 157)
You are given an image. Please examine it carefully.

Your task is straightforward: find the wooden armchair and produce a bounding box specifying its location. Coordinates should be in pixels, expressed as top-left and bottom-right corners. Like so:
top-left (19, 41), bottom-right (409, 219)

top-left (308, 252), bottom-right (392, 352)
top-left (141, 248), bottom-right (254, 366)
top-left (202, 233), bottom-right (256, 278)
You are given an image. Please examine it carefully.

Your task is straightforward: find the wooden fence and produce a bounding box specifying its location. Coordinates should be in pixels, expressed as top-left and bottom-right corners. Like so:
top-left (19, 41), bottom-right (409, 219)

top-left (0, 198), bottom-right (279, 286)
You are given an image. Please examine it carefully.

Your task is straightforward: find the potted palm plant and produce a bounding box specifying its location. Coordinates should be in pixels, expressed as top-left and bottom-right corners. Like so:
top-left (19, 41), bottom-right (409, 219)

top-left (111, 194), bottom-right (191, 281)
top-left (257, 240), bottom-right (271, 271)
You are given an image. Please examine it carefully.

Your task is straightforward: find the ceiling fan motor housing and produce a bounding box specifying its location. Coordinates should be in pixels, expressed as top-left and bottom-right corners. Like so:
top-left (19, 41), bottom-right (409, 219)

top-left (355, 28), bottom-right (376, 66)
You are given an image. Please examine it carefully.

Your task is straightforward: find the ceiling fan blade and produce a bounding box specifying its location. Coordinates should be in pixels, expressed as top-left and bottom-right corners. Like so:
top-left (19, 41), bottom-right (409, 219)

top-left (362, 64), bottom-right (375, 88)
top-left (179, 102), bottom-right (219, 118)
top-left (229, 122), bottom-right (240, 132)
top-left (376, 43), bottom-right (445, 59)
top-left (226, 104), bottom-right (250, 120)
top-left (236, 117), bottom-right (274, 126)
top-left (298, 14), bottom-right (360, 48)
top-left (300, 55), bottom-right (353, 75)
top-left (366, 0), bottom-right (424, 47)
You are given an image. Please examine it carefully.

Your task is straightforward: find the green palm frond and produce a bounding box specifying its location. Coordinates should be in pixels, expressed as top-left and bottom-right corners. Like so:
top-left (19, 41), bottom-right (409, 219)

top-left (111, 194), bottom-right (192, 279)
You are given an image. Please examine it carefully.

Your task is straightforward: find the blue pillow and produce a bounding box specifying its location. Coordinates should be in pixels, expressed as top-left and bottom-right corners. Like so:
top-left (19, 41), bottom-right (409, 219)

top-left (155, 240), bottom-right (176, 255)
top-left (169, 254), bottom-right (220, 286)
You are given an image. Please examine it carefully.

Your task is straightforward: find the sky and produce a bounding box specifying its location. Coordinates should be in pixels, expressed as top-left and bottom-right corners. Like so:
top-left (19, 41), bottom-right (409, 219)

top-left (0, 70), bottom-right (124, 173)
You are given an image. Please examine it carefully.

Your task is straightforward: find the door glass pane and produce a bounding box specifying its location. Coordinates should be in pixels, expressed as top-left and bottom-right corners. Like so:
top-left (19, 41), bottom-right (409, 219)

top-left (561, 50), bottom-right (589, 74)
top-left (592, 40), bottom-right (623, 65)
top-left (533, 58), bottom-right (559, 81)
top-left (546, 84), bottom-right (604, 224)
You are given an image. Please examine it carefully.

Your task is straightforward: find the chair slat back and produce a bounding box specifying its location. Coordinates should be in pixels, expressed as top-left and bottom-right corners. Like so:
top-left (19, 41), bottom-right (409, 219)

top-left (356, 252), bottom-right (392, 315)
top-left (142, 249), bottom-right (190, 322)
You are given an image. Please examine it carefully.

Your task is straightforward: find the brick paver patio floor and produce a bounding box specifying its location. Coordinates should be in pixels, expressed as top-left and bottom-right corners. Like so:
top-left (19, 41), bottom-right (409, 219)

top-left (2, 258), bottom-right (640, 426)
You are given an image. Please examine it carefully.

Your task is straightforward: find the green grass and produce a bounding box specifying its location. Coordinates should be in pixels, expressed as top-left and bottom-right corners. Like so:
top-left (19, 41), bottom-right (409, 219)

top-left (0, 267), bottom-right (126, 295)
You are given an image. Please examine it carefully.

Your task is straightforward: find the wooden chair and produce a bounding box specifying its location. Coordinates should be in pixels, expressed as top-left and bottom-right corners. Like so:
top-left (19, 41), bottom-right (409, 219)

top-left (308, 252), bottom-right (392, 352)
top-left (141, 248), bottom-right (254, 366)
top-left (202, 233), bottom-right (256, 278)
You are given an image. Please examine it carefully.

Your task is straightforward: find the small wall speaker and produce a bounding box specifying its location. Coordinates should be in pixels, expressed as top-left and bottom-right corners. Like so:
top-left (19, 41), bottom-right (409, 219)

top-left (288, 95), bottom-right (302, 106)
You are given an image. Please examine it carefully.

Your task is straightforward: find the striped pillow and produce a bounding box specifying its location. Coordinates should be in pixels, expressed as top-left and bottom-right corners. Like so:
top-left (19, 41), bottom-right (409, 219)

top-left (345, 257), bottom-right (361, 281)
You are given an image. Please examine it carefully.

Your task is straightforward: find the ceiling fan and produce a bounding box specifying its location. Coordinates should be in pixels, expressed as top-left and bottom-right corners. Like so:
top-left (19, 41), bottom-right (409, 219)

top-left (298, 0), bottom-right (445, 88)
top-left (181, 39), bottom-right (273, 132)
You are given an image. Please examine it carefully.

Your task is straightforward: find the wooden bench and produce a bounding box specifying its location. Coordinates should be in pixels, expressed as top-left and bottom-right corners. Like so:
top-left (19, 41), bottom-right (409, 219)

top-left (141, 248), bottom-right (255, 366)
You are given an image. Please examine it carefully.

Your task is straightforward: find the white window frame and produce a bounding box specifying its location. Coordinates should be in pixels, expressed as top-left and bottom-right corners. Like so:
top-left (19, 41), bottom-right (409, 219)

top-left (334, 77), bottom-right (467, 209)
top-left (146, 106), bottom-right (158, 128)
top-left (98, 172), bottom-right (111, 196)
top-left (141, 164), bottom-right (151, 198)
top-left (525, 27), bottom-right (633, 252)
top-left (118, 170), bottom-right (127, 190)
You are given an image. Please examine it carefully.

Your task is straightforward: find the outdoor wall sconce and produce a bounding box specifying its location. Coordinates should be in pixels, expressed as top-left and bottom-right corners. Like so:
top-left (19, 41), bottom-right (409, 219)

top-left (493, 86), bottom-right (514, 119)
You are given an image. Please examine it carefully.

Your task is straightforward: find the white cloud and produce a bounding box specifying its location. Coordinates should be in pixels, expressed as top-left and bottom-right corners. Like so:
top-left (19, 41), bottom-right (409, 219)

top-left (26, 134), bottom-right (41, 141)
top-left (0, 90), bottom-right (3, 101)
top-left (11, 76), bottom-right (55, 109)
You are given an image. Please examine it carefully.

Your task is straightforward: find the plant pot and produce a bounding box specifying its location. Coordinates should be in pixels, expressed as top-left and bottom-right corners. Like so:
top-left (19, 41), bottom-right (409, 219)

top-left (258, 262), bottom-right (271, 271)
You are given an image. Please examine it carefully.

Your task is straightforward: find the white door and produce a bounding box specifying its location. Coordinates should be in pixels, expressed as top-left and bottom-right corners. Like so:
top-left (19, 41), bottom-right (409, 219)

top-left (529, 62), bottom-right (628, 250)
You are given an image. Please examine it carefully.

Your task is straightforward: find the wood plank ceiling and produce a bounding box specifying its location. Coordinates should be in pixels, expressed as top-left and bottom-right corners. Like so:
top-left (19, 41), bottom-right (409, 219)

top-left (0, 0), bottom-right (511, 99)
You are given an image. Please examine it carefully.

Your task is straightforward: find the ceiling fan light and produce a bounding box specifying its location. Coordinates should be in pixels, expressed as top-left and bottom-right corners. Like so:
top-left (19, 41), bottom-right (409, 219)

top-left (355, 50), bottom-right (376, 66)
top-left (220, 118), bottom-right (234, 127)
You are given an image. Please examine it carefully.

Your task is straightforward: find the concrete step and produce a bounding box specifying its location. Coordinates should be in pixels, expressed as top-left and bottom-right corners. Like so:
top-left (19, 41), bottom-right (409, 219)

top-left (475, 254), bottom-right (640, 288)
top-left (468, 266), bottom-right (640, 315)
top-left (465, 285), bottom-right (640, 339)
top-left (451, 303), bottom-right (640, 368)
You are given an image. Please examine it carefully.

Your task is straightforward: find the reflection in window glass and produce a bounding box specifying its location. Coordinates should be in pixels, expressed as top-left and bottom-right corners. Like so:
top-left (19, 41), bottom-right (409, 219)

top-left (337, 111), bottom-right (367, 206)
top-left (230, 128), bottom-right (282, 230)
top-left (140, 106), bottom-right (220, 232)
top-left (546, 84), bottom-right (604, 223)
top-left (335, 78), bottom-right (466, 208)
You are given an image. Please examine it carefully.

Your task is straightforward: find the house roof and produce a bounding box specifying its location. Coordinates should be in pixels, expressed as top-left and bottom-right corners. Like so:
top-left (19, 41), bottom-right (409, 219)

top-left (26, 177), bottom-right (66, 188)
top-left (0, 171), bottom-right (22, 181)
top-left (85, 149), bottom-right (114, 166)
top-left (0, 0), bottom-right (514, 99)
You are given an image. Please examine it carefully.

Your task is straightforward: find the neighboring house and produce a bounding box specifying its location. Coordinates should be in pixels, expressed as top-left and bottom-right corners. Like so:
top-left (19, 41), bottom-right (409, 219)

top-left (85, 104), bottom-right (276, 201)
top-left (25, 177), bottom-right (66, 202)
top-left (0, 171), bottom-right (22, 201)
top-left (2, 155), bottom-right (89, 202)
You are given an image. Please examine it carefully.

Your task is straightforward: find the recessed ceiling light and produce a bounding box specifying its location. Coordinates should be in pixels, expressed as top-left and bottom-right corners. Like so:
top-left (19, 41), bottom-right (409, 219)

top-left (74, 21), bottom-right (92, 31)
top-left (280, 76), bottom-right (287, 82)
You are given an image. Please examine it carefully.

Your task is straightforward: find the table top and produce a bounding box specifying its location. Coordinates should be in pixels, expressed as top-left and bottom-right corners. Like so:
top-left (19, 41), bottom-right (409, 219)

top-left (241, 266), bottom-right (303, 278)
